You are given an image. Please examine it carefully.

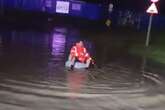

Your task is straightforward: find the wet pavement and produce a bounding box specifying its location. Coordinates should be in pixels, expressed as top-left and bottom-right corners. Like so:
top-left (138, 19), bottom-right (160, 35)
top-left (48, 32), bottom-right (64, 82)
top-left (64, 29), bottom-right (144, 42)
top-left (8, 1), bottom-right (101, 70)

top-left (0, 27), bottom-right (165, 110)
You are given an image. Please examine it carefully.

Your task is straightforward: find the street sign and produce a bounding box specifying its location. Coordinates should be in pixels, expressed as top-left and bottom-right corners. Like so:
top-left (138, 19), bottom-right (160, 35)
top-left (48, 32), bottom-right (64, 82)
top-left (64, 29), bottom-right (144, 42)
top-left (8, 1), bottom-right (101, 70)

top-left (151, 0), bottom-right (159, 3)
top-left (56, 1), bottom-right (70, 14)
top-left (145, 2), bottom-right (158, 47)
top-left (146, 3), bottom-right (158, 14)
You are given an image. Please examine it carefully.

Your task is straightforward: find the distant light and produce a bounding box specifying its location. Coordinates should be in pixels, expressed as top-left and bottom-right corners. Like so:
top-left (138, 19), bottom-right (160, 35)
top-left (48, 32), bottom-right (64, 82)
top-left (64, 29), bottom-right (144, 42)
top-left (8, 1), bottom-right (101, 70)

top-left (151, 0), bottom-right (159, 3)
top-left (108, 3), bottom-right (113, 13)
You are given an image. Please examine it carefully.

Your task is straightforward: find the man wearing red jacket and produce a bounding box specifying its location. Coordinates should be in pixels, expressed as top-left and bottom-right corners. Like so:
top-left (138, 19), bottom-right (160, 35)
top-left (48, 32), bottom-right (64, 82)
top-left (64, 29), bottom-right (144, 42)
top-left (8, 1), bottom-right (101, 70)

top-left (68, 41), bottom-right (92, 68)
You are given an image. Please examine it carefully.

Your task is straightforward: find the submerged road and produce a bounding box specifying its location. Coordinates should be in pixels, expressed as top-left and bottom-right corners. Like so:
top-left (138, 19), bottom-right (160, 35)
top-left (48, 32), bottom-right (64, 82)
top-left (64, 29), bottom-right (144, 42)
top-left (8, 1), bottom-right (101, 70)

top-left (0, 27), bottom-right (165, 110)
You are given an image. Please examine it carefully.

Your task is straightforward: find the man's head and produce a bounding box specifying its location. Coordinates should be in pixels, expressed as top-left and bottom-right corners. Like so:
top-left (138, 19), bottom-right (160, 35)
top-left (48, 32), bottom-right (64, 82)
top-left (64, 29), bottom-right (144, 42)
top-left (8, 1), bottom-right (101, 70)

top-left (76, 41), bottom-right (84, 47)
top-left (79, 41), bottom-right (84, 47)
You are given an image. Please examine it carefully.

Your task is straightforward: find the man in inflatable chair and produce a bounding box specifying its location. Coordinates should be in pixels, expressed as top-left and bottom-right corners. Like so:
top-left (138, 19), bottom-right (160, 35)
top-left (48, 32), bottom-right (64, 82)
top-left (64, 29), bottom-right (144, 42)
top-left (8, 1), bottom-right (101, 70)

top-left (66, 41), bottom-right (94, 69)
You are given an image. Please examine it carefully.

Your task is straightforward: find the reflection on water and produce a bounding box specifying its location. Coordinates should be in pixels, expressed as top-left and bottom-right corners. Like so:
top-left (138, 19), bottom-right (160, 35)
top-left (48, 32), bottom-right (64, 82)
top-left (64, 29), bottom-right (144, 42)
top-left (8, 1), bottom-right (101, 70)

top-left (67, 71), bottom-right (87, 94)
top-left (52, 32), bottom-right (66, 57)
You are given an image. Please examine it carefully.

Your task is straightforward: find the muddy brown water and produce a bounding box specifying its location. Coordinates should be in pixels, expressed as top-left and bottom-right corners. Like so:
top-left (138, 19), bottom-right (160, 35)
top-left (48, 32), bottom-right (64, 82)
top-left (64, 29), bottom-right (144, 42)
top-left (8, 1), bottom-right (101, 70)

top-left (0, 27), bottom-right (165, 110)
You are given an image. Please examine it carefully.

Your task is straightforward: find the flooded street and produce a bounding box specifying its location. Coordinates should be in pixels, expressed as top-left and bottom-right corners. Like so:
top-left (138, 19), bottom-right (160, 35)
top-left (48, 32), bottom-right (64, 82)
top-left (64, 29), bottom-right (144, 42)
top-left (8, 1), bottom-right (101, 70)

top-left (0, 27), bottom-right (165, 110)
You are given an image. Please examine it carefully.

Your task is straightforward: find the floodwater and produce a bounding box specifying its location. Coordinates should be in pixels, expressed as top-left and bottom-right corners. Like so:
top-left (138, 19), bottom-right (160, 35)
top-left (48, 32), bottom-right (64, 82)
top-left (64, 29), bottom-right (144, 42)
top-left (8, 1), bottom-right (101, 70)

top-left (0, 27), bottom-right (165, 110)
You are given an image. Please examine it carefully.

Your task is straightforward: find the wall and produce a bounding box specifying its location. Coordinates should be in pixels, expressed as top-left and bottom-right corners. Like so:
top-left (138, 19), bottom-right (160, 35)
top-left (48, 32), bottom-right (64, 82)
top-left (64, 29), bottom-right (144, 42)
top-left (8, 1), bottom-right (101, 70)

top-left (0, 0), bottom-right (104, 20)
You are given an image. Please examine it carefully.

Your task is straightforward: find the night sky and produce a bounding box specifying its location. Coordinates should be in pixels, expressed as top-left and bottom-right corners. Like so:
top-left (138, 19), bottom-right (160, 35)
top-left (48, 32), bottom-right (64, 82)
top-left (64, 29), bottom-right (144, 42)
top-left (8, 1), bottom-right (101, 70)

top-left (80, 0), bottom-right (165, 14)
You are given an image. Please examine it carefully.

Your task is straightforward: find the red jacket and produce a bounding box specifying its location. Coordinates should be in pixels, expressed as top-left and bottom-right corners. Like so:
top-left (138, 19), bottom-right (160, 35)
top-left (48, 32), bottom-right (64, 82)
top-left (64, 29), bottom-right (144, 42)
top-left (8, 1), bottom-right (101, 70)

top-left (70, 45), bottom-right (91, 63)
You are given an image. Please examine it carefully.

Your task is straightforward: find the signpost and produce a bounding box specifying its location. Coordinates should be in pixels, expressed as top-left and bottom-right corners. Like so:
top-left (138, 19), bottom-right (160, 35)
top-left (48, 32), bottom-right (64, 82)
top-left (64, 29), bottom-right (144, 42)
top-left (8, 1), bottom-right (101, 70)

top-left (145, 0), bottom-right (158, 47)
top-left (141, 0), bottom-right (159, 83)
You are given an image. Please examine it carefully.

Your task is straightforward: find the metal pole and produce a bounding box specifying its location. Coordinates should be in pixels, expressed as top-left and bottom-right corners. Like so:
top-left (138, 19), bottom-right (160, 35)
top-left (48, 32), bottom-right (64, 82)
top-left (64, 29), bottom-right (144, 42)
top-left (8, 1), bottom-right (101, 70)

top-left (146, 14), bottom-right (153, 47)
